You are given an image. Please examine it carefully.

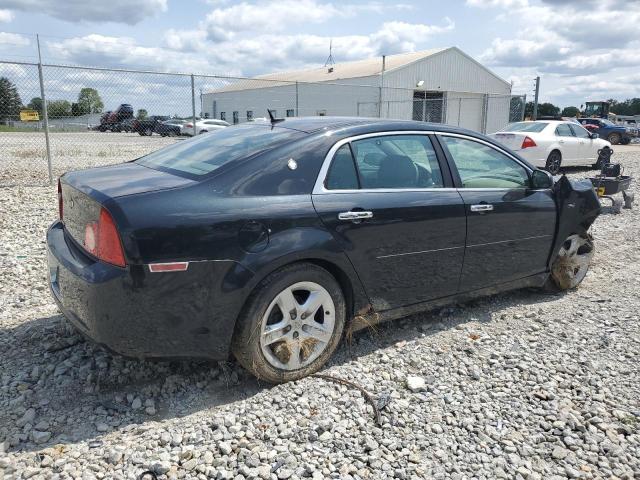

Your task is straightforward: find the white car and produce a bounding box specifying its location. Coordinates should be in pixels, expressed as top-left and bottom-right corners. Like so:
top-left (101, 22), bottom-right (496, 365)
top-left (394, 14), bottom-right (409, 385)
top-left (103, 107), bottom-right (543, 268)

top-left (489, 120), bottom-right (611, 174)
top-left (185, 119), bottom-right (230, 136)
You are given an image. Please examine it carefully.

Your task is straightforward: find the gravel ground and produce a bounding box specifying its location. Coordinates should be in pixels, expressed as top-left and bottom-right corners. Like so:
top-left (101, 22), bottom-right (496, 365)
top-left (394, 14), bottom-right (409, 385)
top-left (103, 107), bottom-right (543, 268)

top-left (0, 132), bottom-right (179, 186)
top-left (0, 140), bottom-right (639, 480)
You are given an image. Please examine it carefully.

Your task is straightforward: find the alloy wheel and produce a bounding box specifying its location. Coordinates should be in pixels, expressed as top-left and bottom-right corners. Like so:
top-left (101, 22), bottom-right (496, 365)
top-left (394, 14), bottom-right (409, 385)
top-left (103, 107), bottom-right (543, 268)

top-left (546, 151), bottom-right (561, 175)
top-left (551, 234), bottom-right (594, 290)
top-left (259, 281), bottom-right (336, 371)
top-left (608, 133), bottom-right (621, 145)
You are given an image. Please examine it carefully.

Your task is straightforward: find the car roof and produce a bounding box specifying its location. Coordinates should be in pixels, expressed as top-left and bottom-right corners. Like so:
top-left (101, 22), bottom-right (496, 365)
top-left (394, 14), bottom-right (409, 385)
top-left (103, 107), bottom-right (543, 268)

top-left (265, 116), bottom-right (489, 135)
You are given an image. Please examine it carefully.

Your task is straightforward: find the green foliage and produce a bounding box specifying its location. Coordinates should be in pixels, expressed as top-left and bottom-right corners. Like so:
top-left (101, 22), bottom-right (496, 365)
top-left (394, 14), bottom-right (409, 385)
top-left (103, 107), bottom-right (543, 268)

top-left (47, 100), bottom-right (72, 118)
top-left (0, 76), bottom-right (23, 120)
top-left (136, 109), bottom-right (148, 120)
top-left (76, 87), bottom-right (104, 115)
top-left (607, 98), bottom-right (640, 116)
top-left (27, 97), bottom-right (43, 115)
top-left (561, 106), bottom-right (580, 117)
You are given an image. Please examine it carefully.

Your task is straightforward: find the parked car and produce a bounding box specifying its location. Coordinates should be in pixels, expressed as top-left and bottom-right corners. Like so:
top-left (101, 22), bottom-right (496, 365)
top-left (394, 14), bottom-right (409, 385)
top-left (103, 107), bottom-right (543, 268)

top-left (48, 118), bottom-right (600, 383)
top-left (160, 119), bottom-right (188, 136)
top-left (490, 120), bottom-right (612, 174)
top-left (95, 104), bottom-right (134, 132)
top-left (185, 119), bottom-right (230, 135)
top-left (131, 116), bottom-right (169, 136)
top-left (577, 117), bottom-right (632, 145)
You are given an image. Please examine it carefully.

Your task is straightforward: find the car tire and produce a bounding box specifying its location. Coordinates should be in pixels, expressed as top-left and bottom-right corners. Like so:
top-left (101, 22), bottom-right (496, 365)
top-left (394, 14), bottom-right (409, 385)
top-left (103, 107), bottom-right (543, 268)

top-left (198, 130), bottom-right (207, 135)
top-left (543, 232), bottom-right (594, 292)
top-left (232, 263), bottom-right (346, 383)
top-left (621, 138), bottom-right (630, 145)
top-left (144, 128), bottom-right (153, 136)
top-left (607, 133), bottom-right (621, 145)
top-left (545, 150), bottom-right (562, 175)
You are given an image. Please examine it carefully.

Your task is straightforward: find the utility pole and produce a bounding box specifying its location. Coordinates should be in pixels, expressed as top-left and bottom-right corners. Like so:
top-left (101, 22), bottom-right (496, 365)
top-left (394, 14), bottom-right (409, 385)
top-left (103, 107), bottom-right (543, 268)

top-left (533, 76), bottom-right (540, 120)
top-left (36, 34), bottom-right (53, 185)
top-left (378, 55), bottom-right (386, 118)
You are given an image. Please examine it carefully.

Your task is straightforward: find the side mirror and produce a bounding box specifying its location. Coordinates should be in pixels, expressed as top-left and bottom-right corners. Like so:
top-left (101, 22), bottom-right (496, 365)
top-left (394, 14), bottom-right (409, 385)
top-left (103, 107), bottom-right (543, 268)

top-left (531, 169), bottom-right (553, 189)
top-left (590, 132), bottom-right (599, 139)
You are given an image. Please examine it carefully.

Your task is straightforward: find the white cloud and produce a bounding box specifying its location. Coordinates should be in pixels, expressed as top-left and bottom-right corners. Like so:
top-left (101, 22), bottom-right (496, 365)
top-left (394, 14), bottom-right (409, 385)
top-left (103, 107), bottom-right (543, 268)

top-left (468, 0), bottom-right (640, 104)
top-left (50, 13), bottom-right (453, 76)
top-left (0, 0), bottom-right (167, 24)
top-left (0, 31), bottom-right (30, 47)
top-left (0, 9), bottom-right (13, 22)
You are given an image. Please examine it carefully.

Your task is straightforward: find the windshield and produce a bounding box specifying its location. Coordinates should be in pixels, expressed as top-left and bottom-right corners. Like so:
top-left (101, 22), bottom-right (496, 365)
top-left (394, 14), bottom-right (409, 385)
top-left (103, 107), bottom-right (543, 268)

top-left (503, 122), bottom-right (548, 133)
top-left (137, 124), bottom-right (304, 177)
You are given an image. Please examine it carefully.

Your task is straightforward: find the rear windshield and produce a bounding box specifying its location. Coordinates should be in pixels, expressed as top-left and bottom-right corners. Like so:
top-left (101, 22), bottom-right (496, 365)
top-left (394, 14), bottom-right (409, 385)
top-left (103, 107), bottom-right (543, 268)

top-left (503, 122), bottom-right (549, 133)
top-left (137, 124), bottom-right (304, 177)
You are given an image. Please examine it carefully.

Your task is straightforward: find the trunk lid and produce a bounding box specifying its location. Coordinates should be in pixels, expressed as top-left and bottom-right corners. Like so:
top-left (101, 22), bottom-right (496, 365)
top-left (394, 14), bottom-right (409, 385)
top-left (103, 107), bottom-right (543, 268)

top-left (490, 132), bottom-right (527, 152)
top-left (60, 162), bottom-right (195, 254)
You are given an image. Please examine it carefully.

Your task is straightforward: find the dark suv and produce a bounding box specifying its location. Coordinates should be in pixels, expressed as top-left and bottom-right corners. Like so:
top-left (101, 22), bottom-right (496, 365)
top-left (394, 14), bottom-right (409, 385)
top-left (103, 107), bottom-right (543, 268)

top-left (578, 118), bottom-right (631, 145)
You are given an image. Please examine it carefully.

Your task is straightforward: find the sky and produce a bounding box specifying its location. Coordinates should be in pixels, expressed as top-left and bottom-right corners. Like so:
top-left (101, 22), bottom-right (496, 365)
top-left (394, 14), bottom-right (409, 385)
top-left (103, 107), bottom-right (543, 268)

top-left (0, 0), bottom-right (639, 109)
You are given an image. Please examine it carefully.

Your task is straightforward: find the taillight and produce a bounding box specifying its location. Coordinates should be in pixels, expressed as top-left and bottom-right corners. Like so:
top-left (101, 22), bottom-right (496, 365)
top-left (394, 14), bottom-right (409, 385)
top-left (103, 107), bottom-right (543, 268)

top-left (82, 207), bottom-right (126, 267)
top-left (57, 179), bottom-right (63, 221)
top-left (185, 123), bottom-right (193, 128)
top-left (521, 136), bottom-right (537, 149)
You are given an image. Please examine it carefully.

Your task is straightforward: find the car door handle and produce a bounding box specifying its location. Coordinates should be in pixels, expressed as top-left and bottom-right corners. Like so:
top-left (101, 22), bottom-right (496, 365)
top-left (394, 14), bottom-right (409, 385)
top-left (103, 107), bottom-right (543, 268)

top-left (338, 211), bottom-right (373, 221)
top-left (470, 204), bottom-right (494, 213)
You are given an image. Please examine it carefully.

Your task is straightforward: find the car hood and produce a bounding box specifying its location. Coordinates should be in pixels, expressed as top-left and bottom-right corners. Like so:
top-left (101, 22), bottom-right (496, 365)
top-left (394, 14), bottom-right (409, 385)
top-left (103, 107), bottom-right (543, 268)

top-left (62, 162), bottom-right (196, 200)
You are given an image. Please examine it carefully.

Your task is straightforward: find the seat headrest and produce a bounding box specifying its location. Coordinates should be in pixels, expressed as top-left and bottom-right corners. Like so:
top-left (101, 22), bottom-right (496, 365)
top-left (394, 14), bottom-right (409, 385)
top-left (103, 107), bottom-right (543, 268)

top-left (376, 154), bottom-right (418, 188)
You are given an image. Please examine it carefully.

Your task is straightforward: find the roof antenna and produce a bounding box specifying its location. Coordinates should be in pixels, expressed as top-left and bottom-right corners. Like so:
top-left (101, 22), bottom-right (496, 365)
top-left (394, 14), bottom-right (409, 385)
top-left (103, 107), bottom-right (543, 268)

top-left (267, 109), bottom-right (284, 124)
top-left (324, 39), bottom-right (335, 72)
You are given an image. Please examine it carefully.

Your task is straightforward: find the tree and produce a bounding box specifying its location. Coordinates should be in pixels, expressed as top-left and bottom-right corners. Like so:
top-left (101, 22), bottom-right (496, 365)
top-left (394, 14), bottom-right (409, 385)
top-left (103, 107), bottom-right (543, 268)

top-left (75, 87), bottom-right (103, 115)
top-left (47, 100), bottom-right (72, 118)
top-left (27, 97), bottom-right (43, 115)
top-left (525, 101), bottom-right (559, 118)
top-left (0, 76), bottom-right (23, 120)
top-left (136, 109), bottom-right (148, 120)
top-left (561, 106), bottom-right (580, 117)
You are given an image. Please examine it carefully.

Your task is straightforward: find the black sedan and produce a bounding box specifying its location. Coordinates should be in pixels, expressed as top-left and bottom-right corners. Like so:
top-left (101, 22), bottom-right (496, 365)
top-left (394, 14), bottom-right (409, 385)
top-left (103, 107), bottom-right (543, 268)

top-left (47, 117), bottom-right (600, 383)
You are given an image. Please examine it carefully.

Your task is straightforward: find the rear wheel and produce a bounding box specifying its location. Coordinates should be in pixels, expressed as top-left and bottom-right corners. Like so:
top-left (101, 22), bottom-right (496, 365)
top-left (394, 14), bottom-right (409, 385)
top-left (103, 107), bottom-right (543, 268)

top-left (232, 263), bottom-right (345, 383)
top-left (608, 132), bottom-right (621, 145)
top-left (544, 232), bottom-right (594, 291)
top-left (545, 150), bottom-right (562, 175)
top-left (621, 137), bottom-right (630, 145)
top-left (144, 127), bottom-right (153, 136)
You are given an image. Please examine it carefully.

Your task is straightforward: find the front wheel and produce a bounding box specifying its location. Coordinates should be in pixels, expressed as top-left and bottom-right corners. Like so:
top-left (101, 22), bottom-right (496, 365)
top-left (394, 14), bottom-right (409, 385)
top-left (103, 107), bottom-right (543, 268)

top-left (621, 138), bottom-right (630, 145)
top-left (545, 233), bottom-right (594, 291)
top-left (545, 150), bottom-right (562, 175)
top-left (232, 263), bottom-right (345, 383)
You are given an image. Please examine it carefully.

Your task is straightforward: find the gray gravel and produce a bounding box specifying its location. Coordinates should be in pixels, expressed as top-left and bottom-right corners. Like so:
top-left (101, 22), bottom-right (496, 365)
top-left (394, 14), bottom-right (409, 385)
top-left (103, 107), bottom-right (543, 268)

top-left (0, 138), bottom-right (639, 479)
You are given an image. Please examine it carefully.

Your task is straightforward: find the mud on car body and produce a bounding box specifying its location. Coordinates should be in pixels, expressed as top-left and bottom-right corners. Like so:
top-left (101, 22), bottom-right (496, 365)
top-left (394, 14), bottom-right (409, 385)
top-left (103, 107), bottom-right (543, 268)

top-left (47, 117), bottom-right (601, 383)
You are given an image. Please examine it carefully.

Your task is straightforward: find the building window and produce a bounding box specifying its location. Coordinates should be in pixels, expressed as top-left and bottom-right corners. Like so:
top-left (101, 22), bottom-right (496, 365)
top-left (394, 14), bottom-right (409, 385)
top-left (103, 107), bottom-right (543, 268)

top-left (286, 109), bottom-right (295, 117)
top-left (233, 111), bottom-right (239, 124)
top-left (246, 110), bottom-right (253, 121)
top-left (220, 112), bottom-right (226, 121)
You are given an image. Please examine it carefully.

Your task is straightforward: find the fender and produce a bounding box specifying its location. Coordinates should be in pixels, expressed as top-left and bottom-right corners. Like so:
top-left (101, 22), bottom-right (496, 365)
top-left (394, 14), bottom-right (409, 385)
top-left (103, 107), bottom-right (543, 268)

top-left (547, 175), bottom-right (601, 268)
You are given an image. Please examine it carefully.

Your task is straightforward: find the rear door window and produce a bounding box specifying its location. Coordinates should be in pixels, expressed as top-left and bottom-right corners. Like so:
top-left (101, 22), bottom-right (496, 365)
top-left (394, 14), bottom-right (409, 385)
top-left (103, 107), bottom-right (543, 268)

top-left (556, 124), bottom-right (574, 137)
top-left (350, 135), bottom-right (444, 189)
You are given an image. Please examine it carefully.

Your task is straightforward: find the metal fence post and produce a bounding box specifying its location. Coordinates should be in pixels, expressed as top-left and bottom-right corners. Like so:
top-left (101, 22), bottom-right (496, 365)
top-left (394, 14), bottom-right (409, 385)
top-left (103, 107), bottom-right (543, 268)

top-left (521, 94), bottom-right (527, 121)
top-left (190, 74), bottom-right (197, 135)
top-left (295, 81), bottom-right (299, 116)
top-left (36, 35), bottom-right (53, 185)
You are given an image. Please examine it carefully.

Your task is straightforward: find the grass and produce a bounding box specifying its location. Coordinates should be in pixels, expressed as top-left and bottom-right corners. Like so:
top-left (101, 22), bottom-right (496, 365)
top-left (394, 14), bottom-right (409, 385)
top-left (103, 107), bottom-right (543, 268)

top-left (0, 125), bottom-right (42, 133)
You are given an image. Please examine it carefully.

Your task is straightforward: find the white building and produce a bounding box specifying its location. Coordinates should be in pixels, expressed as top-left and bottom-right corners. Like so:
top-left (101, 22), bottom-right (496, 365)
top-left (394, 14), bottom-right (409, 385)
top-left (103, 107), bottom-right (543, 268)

top-left (202, 47), bottom-right (518, 134)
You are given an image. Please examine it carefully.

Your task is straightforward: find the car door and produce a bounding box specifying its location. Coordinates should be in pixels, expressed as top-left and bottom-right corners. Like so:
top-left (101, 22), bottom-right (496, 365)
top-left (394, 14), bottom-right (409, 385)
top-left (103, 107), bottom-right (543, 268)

top-left (554, 122), bottom-right (580, 165)
top-left (437, 134), bottom-right (557, 292)
top-left (312, 132), bottom-right (467, 311)
top-left (570, 123), bottom-right (597, 163)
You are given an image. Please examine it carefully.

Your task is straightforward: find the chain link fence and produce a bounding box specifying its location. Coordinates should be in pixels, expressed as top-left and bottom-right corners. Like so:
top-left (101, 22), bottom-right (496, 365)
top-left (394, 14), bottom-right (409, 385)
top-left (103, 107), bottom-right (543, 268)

top-left (0, 60), bottom-right (525, 186)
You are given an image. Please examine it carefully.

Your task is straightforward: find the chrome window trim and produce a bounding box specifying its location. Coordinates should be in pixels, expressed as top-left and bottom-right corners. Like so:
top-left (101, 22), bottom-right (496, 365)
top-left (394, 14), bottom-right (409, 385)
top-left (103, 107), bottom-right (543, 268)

top-left (312, 130), bottom-right (441, 195)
